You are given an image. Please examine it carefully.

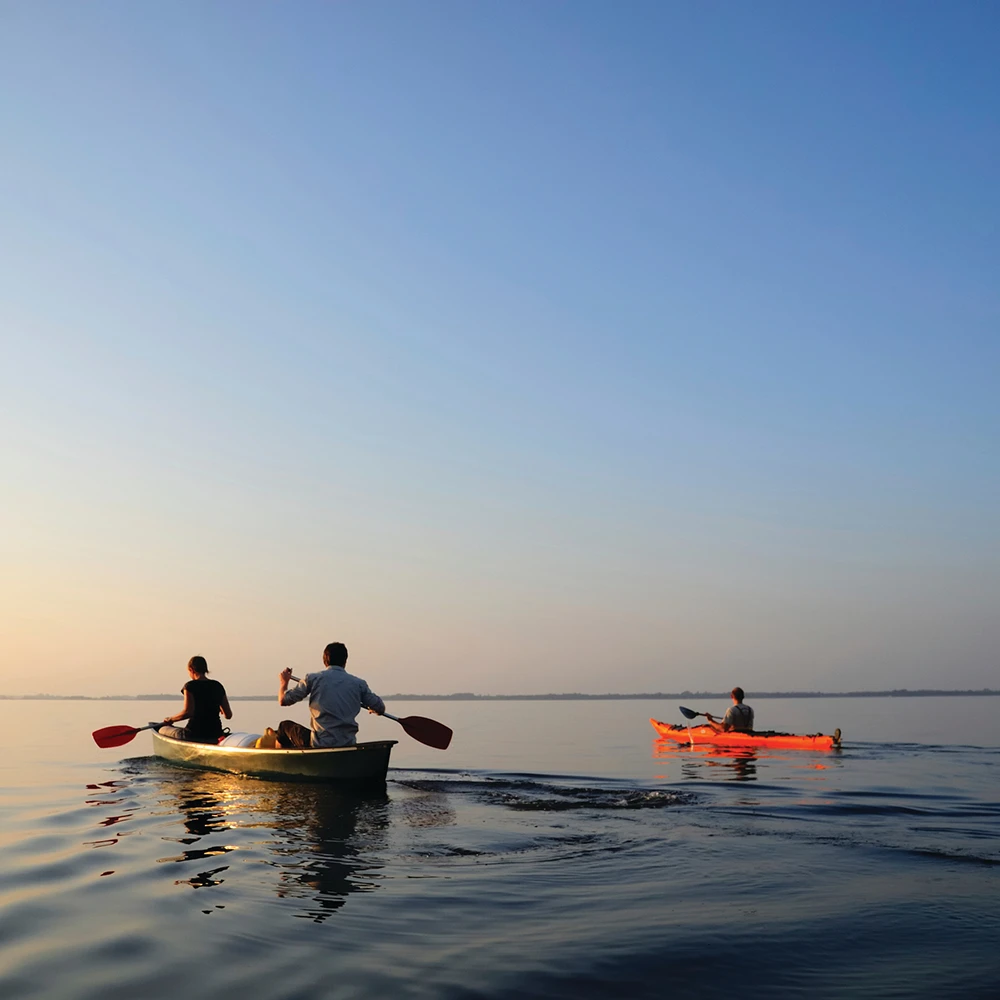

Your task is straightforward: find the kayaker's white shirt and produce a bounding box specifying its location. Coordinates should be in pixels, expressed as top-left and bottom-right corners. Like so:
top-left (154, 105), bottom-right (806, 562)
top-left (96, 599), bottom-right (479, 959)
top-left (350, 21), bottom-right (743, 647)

top-left (723, 703), bottom-right (754, 731)
top-left (281, 665), bottom-right (385, 747)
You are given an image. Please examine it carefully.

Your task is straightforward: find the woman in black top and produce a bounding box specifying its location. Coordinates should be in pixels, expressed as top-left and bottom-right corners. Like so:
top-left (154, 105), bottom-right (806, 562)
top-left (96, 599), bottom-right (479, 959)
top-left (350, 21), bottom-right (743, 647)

top-left (163, 656), bottom-right (233, 743)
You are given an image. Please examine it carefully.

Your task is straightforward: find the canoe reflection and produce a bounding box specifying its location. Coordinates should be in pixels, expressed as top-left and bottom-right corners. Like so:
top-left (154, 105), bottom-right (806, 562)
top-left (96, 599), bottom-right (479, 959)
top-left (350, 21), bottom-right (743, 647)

top-left (267, 782), bottom-right (390, 923)
top-left (156, 771), bottom-right (245, 887)
top-left (155, 768), bottom-right (389, 920)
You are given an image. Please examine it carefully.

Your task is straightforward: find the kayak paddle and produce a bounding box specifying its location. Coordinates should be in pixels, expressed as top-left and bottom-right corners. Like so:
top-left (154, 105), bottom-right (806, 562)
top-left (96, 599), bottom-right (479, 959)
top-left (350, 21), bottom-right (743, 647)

top-left (92, 723), bottom-right (160, 748)
top-left (289, 676), bottom-right (453, 750)
top-left (678, 706), bottom-right (710, 720)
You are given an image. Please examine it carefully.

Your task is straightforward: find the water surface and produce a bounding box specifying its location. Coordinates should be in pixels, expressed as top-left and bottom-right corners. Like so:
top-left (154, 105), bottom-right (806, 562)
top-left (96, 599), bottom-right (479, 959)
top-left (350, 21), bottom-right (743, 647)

top-left (1, 697), bottom-right (998, 998)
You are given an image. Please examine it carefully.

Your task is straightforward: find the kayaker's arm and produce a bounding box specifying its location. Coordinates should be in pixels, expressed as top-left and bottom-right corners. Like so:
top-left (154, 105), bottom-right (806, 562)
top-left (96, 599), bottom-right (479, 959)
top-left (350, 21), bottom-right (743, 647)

top-left (704, 713), bottom-right (727, 734)
top-left (220, 691), bottom-right (233, 721)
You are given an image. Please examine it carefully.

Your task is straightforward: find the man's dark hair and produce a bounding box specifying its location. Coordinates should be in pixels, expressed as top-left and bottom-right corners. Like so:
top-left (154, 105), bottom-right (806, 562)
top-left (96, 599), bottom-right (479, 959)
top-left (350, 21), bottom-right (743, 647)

top-left (324, 642), bottom-right (348, 667)
top-left (731, 686), bottom-right (745, 702)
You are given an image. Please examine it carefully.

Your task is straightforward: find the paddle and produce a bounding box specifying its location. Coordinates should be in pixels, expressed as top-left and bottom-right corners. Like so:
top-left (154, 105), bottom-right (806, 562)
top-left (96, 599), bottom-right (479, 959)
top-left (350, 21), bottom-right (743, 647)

top-left (679, 706), bottom-right (710, 720)
top-left (381, 711), bottom-right (453, 750)
top-left (92, 723), bottom-right (160, 749)
top-left (290, 676), bottom-right (453, 750)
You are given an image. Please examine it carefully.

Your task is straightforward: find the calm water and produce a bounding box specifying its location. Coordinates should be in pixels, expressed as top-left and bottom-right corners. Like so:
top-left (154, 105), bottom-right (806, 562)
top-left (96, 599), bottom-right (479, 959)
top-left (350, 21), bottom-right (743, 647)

top-left (2, 696), bottom-right (999, 999)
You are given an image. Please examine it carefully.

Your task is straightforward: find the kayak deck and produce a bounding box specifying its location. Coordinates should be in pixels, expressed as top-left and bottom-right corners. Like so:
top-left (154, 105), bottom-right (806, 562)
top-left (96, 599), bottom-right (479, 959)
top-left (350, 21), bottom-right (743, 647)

top-left (650, 718), bottom-right (841, 751)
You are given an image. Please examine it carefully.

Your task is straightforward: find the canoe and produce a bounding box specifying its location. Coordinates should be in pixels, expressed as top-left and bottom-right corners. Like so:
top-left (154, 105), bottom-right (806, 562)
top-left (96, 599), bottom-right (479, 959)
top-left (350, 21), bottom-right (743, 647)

top-left (650, 718), bottom-right (841, 751)
top-left (151, 728), bottom-right (398, 782)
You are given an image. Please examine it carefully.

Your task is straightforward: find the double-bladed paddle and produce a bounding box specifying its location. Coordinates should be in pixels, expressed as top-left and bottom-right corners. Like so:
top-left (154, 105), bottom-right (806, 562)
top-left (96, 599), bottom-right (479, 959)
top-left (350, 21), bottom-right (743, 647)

top-left (679, 706), bottom-right (710, 720)
top-left (289, 675), bottom-right (453, 750)
top-left (92, 723), bottom-right (160, 749)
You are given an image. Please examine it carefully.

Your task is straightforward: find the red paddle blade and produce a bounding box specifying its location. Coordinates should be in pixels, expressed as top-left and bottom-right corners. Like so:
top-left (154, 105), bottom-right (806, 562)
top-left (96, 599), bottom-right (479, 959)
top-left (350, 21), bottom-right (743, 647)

top-left (398, 716), bottom-right (453, 750)
top-left (92, 725), bottom-right (141, 749)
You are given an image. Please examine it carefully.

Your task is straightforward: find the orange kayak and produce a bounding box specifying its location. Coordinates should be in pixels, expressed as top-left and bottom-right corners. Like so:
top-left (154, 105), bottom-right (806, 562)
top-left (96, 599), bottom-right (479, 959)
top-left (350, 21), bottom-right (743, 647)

top-left (650, 718), bottom-right (841, 751)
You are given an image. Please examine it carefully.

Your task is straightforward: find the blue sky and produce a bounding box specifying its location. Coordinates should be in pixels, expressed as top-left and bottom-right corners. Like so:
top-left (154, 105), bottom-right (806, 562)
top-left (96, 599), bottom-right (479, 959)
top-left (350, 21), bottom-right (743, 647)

top-left (1, 2), bottom-right (998, 696)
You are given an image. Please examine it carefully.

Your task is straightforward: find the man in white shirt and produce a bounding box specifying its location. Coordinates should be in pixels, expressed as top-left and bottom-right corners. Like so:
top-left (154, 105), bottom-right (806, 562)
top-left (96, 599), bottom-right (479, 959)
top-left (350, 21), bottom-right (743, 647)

top-left (276, 642), bottom-right (385, 748)
top-left (705, 687), bottom-right (754, 733)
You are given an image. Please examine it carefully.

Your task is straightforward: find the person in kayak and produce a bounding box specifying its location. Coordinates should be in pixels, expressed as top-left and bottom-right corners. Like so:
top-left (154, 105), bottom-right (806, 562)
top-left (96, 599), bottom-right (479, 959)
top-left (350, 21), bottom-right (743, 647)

top-left (161, 656), bottom-right (233, 743)
top-left (705, 687), bottom-right (754, 733)
top-left (276, 642), bottom-right (385, 748)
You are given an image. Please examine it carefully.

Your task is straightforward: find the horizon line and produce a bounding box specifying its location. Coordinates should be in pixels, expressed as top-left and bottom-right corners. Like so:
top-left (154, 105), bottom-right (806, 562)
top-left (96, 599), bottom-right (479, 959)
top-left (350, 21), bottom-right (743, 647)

top-left (4, 688), bottom-right (999, 701)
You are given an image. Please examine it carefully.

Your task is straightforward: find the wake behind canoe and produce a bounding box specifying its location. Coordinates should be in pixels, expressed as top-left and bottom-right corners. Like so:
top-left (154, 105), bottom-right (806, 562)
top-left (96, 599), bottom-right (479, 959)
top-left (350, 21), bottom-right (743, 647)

top-left (650, 718), bottom-right (841, 751)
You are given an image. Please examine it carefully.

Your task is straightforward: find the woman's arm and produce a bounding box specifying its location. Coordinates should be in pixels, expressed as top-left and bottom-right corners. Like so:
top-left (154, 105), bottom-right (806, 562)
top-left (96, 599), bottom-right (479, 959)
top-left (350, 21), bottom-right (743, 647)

top-left (220, 691), bottom-right (233, 720)
top-left (164, 688), bottom-right (194, 725)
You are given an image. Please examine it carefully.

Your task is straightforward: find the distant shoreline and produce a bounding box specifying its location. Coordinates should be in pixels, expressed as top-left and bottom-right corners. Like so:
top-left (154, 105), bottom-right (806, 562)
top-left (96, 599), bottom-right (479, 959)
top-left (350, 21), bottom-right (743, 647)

top-left (4, 689), bottom-right (998, 701)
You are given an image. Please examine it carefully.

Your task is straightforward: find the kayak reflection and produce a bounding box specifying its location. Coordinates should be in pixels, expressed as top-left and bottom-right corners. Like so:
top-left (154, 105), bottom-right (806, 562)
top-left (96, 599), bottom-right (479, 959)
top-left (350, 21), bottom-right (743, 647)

top-left (672, 743), bottom-right (760, 781)
top-left (652, 737), bottom-right (839, 783)
top-left (653, 739), bottom-right (765, 781)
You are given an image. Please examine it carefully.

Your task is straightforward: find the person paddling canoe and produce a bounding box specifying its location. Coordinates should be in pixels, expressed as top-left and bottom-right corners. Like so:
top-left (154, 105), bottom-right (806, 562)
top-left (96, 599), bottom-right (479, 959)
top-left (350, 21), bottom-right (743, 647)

top-left (276, 642), bottom-right (385, 748)
top-left (705, 686), bottom-right (754, 733)
top-left (161, 656), bottom-right (233, 744)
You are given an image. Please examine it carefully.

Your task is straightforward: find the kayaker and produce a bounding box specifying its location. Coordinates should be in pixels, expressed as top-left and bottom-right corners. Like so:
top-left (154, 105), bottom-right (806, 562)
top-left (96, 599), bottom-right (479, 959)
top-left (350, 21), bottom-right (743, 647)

top-left (276, 642), bottom-right (385, 748)
top-left (705, 687), bottom-right (754, 733)
top-left (161, 656), bottom-right (233, 743)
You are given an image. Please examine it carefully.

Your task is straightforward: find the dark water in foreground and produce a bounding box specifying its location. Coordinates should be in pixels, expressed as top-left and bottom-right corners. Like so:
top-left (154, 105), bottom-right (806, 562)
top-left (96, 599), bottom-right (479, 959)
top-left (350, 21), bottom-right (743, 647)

top-left (2, 697), bottom-right (999, 999)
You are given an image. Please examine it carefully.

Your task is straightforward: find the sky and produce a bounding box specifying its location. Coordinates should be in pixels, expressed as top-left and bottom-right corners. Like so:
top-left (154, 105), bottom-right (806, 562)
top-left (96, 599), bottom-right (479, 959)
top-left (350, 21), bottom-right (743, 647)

top-left (1, 2), bottom-right (998, 697)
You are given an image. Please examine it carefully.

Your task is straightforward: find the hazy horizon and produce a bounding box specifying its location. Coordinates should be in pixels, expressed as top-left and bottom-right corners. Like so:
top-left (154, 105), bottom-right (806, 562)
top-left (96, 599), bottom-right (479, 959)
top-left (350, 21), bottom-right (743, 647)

top-left (7, 687), bottom-right (999, 702)
top-left (3, 4), bottom-right (998, 698)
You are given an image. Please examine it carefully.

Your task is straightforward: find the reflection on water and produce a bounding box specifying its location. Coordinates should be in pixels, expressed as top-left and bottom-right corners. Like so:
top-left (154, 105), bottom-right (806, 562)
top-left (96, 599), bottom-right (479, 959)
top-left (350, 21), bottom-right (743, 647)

top-left (264, 782), bottom-right (390, 922)
top-left (652, 738), bottom-right (828, 782)
top-left (153, 773), bottom-right (242, 894)
top-left (83, 779), bottom-right (137, 849)
top-left (652, 737), bottom-right (843, 787)
top-left (653, 737), bottom-right (760, 781)
top-left (153, 775), bottom-right (237, 891)
top-left (85, 764), bottom-right (392, 922)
